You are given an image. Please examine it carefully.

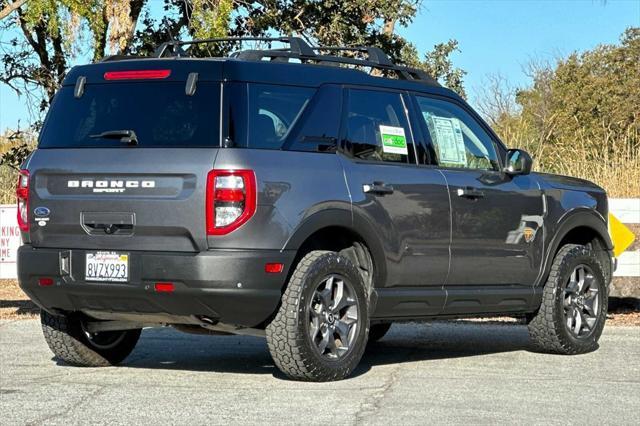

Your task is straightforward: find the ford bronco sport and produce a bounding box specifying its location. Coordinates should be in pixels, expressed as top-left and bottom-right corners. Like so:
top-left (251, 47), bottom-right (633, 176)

top-left (17, 37), bottom-right (615, 381)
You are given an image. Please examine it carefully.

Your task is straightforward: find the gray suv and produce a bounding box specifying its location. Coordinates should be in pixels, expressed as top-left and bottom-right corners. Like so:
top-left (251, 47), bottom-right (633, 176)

top-left (17, 37), bottom-right (615, 381)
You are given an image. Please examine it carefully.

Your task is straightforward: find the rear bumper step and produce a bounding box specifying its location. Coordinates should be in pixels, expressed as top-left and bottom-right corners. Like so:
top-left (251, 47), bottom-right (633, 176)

top-left (18, 246), bottom-right (295, 328)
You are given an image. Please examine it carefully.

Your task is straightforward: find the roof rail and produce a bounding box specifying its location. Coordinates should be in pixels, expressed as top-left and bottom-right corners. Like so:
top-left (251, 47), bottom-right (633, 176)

top-left (100, 55), bottom-right (147, 62)
top-left (154, 36), bottom-right (437, 84)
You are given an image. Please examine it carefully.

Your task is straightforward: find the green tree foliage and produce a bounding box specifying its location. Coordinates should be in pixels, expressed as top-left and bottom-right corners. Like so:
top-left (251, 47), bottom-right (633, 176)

top-left (2, 0), bottom-right (466, 106)
top-left (0, 0), bottom-right (147, 117)
top-left (130, 0), bottom-right (466, 93)
top-left (479, 28), bottom-right (640, 196)
top-left (401, 39), bottom-right (466, 98)
top-left (515, 27), bottom-right (639, 151)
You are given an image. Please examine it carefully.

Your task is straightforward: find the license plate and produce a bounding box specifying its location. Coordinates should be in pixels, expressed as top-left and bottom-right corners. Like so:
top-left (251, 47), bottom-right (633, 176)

top-left (85, 252), bottom-right (129, 282)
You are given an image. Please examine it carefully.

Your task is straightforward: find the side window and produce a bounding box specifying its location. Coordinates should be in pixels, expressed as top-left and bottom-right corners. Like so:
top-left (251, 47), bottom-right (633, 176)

top-left (246, 84), bottom-right (314, 149)
top-left (415, 96), bottom-right (499, 171)
top-left (284, 85), bottom-right (342, 153)
top-left (343, 89), bottom-right (415, 164)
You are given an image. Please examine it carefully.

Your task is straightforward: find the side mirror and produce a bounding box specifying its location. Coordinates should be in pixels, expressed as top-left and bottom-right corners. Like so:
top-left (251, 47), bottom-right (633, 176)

top-left (504, 149), bottom-right (533, 175)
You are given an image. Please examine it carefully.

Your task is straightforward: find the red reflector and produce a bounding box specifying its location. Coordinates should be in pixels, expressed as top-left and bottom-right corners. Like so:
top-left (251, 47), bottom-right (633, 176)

top-left (154, 282), bottom-right (175, 292)
top-left (104, 69), bottom-right (171, 80)
top-left (215, 188), bottom-right (245, 202)
top-left (38, 278), bottom-right (54, 287)
top-left (16, 187), bottom-right (28, 198)
top-left (16, 169), bottom-right (29, 233)
top-left (265, 263), bottom-right (284, 274)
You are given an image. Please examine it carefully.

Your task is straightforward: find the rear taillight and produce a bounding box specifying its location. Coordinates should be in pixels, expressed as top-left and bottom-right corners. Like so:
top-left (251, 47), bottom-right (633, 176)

top-left (16, 170), bottom-right (29, 232)
top-left (206, 170), bottom-right (256, 235)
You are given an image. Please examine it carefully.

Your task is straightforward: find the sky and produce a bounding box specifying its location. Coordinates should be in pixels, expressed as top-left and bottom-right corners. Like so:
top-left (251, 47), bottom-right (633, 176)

top-left (1, 0), bottom-right (639, 132)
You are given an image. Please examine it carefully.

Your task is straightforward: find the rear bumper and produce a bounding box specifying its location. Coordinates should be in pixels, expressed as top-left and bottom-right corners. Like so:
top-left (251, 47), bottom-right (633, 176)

top-left (18, 246), bottom-right (295, 327)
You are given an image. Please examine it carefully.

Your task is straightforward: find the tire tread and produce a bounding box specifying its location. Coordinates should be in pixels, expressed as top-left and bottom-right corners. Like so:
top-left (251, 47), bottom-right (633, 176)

top-left (41, 311), bottom-right (140, 366)
top-left (528, 244), bottom-right (607, 354)
top-left (266, 250), bottom-right (367, 381)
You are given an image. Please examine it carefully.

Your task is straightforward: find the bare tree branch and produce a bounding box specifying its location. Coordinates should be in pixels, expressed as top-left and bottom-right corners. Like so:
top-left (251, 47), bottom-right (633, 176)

top-left (122, 0), bottom-right (146, 54)
top-left (0, 0), bottom-right (27, 20)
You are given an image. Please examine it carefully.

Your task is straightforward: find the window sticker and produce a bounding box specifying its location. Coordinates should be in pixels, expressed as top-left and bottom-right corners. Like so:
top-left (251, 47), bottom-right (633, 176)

top-left (379, 125), bottom-right (408, 155)
top-left (428, 115), bottom-right (467, 167)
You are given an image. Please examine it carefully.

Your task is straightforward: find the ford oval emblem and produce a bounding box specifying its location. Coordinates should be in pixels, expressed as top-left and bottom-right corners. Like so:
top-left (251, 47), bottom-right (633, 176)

top-left (34, 207), bottom-right (50, 217)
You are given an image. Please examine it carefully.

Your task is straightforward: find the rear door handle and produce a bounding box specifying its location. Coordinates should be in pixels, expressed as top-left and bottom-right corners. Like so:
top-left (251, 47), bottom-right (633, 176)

top-left (363, 182), bottom-right (394, 195)
top-left (456, 186), bottom-right (485, 199)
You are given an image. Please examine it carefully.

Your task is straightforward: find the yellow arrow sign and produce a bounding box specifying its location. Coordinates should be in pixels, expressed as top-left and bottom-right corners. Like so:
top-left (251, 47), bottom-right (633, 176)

top-left (609, 213), bottom-right (636, 258)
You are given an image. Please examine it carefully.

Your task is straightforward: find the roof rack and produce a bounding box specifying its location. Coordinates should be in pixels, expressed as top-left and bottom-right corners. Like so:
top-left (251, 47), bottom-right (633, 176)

top-left (154, 36), bottom-right (437, 84)
top-left (100, 55), bottom-right (147, 62)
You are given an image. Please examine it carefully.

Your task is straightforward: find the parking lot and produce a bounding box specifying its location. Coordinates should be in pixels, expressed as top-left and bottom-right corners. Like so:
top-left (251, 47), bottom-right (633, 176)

top-left (1, 319), bottom-right (639, 425)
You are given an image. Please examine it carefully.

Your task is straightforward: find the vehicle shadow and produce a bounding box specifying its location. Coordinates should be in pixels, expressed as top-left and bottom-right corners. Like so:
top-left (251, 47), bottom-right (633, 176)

top-left (0, 299), bottom-right (40, 316)
top-left (103, 321), bottom-right (535, 379)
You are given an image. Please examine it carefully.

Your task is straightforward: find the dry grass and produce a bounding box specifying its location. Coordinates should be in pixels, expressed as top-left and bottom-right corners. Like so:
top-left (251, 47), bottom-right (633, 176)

top-left (497, 120), bottom-right (640, 198)
top-left (0, 279), bottom-right (38, 320)
top-left (1, 135), bottom-right (34, 204)
top-left (0, 165), bottom-right (16, 205)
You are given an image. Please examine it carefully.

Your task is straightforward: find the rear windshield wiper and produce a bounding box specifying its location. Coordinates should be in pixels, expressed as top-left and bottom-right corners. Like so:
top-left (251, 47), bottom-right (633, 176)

top-left (90, 129), bottom-right (138, 146)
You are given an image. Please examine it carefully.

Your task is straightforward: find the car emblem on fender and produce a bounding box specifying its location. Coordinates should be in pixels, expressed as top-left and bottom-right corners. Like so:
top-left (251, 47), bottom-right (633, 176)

top-left (523, 227), bottom-right (535, 243)
top-left (34, 207), bottom-right (51, 217)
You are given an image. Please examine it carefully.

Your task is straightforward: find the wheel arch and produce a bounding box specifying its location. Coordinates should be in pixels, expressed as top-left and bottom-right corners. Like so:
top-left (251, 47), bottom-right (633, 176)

top-left (282, 209), bottom-right (387, 290)
top-left (540, 208), bottom-right (613, 287)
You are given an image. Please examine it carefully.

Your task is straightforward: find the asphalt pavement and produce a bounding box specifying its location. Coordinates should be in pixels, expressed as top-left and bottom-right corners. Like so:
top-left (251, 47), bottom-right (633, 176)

top-left (1, 319), bottom-right (639, 425)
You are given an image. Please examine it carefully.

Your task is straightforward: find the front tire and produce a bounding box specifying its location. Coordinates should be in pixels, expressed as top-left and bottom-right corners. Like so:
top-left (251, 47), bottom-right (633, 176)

top-left (41, 311), bottom-right (141, 366)
top-left (527, 244), bottom-right (608, 354)
top-left (266, 250), bottom-right (370, 381)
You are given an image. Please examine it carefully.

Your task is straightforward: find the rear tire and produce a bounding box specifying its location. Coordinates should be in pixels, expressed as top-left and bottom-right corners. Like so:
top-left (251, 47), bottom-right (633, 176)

top-left (266, 250), bottom-right (369, 381)
top-left (41, 311), bottom-right (141, 366)
top-left (368, 323), bottom-right (392, 343)
top-left (527, 244), bottom-right (608, 354)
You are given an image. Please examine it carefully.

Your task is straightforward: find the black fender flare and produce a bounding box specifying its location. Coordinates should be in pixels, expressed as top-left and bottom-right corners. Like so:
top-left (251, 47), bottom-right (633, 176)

top-left (282, 208), bottom-right (387, 288)
top-left (538, 208), bottom-right (612, 287)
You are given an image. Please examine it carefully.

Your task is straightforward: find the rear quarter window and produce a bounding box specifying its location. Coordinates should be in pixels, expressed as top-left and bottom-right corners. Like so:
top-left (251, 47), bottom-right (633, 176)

top-left (39, 82), bottom-right (220, 148)
top-left (227, 83), bottom-right (315, 150)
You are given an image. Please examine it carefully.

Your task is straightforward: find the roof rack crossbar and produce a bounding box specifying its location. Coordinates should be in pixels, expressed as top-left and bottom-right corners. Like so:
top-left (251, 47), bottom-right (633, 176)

top-left (314, 46), bottom-right (394, 67)
top-left (234, 48), bottom-right (436, 83)
top-left (155, 36), bottom-right (306, 58)
top-left (153, 36), bottom-right (437, 84)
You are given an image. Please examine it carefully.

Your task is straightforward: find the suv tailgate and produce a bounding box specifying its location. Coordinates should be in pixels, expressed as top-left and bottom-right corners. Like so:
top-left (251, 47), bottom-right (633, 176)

top-left (27, 148), bottom-right (217, 252)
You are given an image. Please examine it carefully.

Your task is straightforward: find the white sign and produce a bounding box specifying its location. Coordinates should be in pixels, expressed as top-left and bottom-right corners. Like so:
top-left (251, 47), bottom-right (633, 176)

top-left (0, 205), bottom-right (22, 279)
top-left (379, 125), bottom-right (408, 155)
top-left (428, 115), bottom-right (467, 167)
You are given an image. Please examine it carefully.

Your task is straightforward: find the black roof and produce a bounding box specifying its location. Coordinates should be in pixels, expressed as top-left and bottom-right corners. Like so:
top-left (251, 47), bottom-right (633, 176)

top-left (64, 37), bottom-right (462, 102)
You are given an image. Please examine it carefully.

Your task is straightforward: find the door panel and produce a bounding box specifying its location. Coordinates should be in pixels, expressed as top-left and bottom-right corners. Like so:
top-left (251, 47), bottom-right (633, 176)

top-left (443, 170), bottom-right (544, 287)
top-left (410, 93), bottom-right (543, 314)
top-left (342, 158), bottom-right (451, 288)
top-left (339, 87), bottom-right (450, 317)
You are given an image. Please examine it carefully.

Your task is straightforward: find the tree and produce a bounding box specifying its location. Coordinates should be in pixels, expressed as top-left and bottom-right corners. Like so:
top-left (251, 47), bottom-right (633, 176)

top-left (2, 1), bottom-right (466, 113)
top-left (516, 27), bottom-right (640, 151)
top-left (474, 28), bottom-right (640, 197)
top-left (0, 0), bottom-right (150, 127)
top-left (401, 38), bottom-right (466, 98)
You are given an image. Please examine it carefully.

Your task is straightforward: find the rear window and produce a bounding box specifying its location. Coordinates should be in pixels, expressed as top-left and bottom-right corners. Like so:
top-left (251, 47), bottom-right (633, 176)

top-left (39, 82), bottom-right (220, 148)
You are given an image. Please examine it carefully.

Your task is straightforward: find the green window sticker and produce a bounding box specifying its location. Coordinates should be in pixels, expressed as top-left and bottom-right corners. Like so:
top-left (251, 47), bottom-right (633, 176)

top-left (379, 125), bottom-right (408, 155)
